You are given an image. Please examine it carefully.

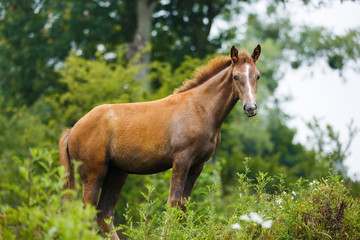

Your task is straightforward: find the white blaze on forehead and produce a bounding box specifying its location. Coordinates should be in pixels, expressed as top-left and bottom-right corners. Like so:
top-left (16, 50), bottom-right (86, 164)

top-left (244, 64), bottom-right (255, 104)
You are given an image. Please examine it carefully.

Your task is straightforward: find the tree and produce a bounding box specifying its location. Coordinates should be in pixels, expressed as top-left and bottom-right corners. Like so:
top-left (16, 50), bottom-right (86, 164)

top-left (126, 0), bottom-right (158, 89)
top-left (0, 0), bottom-right (128, 106)
top-left (0, 0), bottom-right (60, 105)
top-left (151, 0), bottom-right (234, 66)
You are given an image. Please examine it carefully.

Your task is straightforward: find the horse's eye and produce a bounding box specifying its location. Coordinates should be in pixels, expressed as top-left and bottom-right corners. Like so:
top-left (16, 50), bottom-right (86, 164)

top-left (257, 75), bottom-right (261, 81)
top-left (233, 75), bottom-right (239, 81)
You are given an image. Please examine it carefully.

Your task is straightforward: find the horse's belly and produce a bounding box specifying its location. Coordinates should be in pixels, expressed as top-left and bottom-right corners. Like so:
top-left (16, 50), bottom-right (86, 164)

top-left (109, 142), bottom-right (172, 174)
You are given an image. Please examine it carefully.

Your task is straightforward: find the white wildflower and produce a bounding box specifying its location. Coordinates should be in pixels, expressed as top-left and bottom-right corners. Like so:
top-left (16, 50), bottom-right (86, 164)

top-left (231, 223), bottom-right (241, 229)
top-left (104, 52), bottom-right (117, 60)
top-left (292, 191), bottom-right (296, 196)
top-left (261, 220), bottom-right (273, 229)
top-left (240, 214), bottom-right (250, 221)
top-left (97, 44), bottom-right (105, 53)
top-left (249, 212), bottom-right (263, 224)
top-left (310, 180), bottom-right (318, 186)
top-left (275, 197), bottom-right (283, 204)
top-left (240, 212), bottom-right (273, 229)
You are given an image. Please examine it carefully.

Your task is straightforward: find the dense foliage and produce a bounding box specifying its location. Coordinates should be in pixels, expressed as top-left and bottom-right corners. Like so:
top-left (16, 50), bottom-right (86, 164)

top-left (0, 149), bottom-right (101, 240)
top-left (1, 151), bottom-right (359, 239)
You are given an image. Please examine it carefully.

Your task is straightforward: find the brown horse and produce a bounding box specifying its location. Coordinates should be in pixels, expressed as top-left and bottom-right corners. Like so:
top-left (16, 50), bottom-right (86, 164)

top-left (59, 45), bottom-right (261, 239)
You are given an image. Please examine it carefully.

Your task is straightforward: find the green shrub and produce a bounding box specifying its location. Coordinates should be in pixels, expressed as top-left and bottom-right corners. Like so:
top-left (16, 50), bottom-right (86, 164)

top-left (1, 151), bottom-right (359, 240)
top-left (119, 159), bottom-right (360, 240)
top-left (0, 148), bottom-right (101, 240)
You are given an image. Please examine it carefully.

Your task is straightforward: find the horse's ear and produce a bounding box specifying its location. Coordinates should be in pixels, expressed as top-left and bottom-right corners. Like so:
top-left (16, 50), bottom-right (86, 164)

top-left (251, 44), bottom-right (261, 63)
top-left (230, 45), bottom-right (239, 63)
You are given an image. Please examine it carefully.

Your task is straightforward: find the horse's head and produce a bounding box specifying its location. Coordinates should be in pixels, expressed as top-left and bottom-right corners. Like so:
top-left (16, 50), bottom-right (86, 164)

top-left (230, 45), bottom-right (261, 117)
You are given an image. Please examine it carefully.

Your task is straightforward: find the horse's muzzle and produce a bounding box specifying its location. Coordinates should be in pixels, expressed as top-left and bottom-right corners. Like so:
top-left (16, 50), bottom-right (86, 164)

top-left (244, 103), bottom-right (257, 117)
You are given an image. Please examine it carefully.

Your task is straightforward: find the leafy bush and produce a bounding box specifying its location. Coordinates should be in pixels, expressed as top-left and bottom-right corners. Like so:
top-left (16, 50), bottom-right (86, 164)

top-left (119, 159), bottom-right (360, 240)
top-left (1, 150), bottom-right (359, 239)
top-left (0, 148), bottom-right (101, 240)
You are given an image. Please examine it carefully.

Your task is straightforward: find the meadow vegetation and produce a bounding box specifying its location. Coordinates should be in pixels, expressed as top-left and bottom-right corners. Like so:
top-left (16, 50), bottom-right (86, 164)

top-left (1, 150), bottom-right (359, 239)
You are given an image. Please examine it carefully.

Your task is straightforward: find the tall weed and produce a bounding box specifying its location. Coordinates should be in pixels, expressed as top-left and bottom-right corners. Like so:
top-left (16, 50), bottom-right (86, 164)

top-left (0, 148), bottom-right (101, 240)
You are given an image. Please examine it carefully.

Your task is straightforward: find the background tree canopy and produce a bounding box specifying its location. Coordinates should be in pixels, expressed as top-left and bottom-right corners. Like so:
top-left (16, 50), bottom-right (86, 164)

top-left (1, 0), bottom-right (359, 228)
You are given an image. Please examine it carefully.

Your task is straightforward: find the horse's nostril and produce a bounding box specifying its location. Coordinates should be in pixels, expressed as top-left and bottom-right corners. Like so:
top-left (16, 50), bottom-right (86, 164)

top-left (244, 104), bottom-right (256, 112)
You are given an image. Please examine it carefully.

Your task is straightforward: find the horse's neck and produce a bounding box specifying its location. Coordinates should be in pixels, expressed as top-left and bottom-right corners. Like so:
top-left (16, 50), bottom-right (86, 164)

top-left (192, 66), bottom-right (238, 128)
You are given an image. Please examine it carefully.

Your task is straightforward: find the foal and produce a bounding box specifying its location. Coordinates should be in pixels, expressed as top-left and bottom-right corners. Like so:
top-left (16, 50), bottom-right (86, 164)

top-left (60, 45), bottom-right (261, 239)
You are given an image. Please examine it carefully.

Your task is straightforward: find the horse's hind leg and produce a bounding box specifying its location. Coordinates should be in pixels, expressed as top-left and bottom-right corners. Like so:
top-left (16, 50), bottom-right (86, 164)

top-left (97, 164), bottom-right (128, 240)
top-left (78, 161), bottom-right (108, 207)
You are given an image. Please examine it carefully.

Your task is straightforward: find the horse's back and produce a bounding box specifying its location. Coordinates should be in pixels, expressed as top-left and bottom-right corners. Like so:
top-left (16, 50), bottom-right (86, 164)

top-left (67, 101), bottom-right (177, 173)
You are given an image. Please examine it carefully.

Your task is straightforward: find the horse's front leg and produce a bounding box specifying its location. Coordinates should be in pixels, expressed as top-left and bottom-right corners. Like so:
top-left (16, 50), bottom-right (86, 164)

top-left (181, 162), bottom-right (205, 211)
top-left (167, 157), bottom-right (191, 208)
top-left (162, 157), bottom-right (191, 240)
top-left (167, 160), bottom-right (205, 211)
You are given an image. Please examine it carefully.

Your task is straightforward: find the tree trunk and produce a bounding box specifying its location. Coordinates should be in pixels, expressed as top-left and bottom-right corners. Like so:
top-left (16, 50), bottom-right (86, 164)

top-left (126, 0), bottom-right (158, 88)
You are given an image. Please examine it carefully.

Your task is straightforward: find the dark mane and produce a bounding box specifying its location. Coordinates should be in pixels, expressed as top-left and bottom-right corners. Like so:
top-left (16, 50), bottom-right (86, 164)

top-left (174, 51), bottom-right (252, 94)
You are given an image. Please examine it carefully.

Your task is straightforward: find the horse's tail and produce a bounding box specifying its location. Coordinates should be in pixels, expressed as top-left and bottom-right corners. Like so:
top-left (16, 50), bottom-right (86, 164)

top-left (59, 128), bottom-right (76, 190)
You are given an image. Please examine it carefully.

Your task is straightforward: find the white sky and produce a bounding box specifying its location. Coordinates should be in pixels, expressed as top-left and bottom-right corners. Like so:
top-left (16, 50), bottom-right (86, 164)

top-left (212, 1), bottom-right (360, 180)
top-left (277, 1), bottom-right (360, 180)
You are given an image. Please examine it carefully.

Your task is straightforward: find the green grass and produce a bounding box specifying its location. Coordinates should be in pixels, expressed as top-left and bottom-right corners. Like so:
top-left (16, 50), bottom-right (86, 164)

top-left (121, 159), bottom-right (360, 240)
top-left (1, 150), bottom-right (359, 239)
